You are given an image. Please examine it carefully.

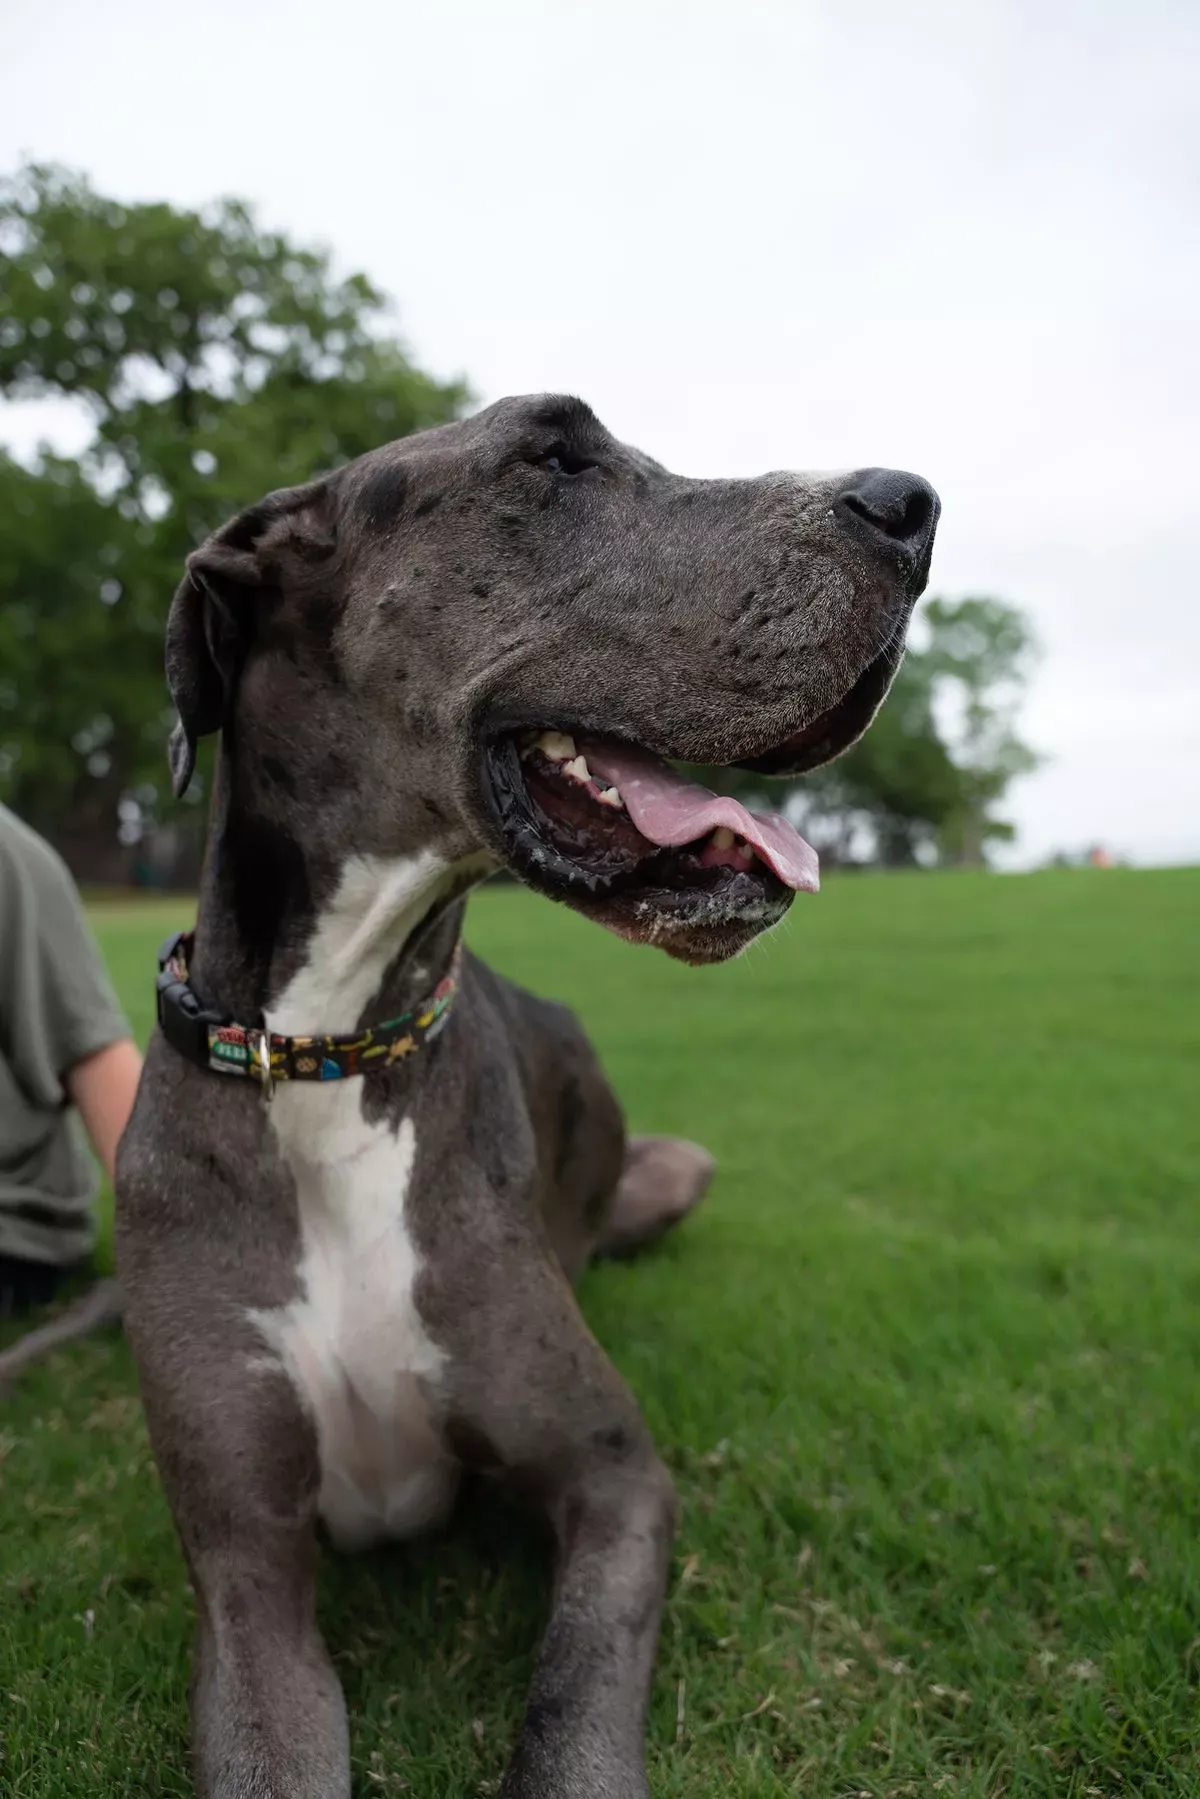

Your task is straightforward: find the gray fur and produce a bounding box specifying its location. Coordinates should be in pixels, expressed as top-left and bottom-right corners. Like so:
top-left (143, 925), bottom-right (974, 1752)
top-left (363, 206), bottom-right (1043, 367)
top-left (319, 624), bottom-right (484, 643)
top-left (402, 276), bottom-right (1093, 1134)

top-left (113, 394), bottom-right (938, 1797)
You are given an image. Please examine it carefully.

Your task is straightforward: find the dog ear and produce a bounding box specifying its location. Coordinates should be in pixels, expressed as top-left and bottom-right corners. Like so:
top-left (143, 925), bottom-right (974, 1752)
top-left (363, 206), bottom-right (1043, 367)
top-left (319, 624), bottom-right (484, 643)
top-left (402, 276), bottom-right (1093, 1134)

top-left (165, 478), bottom-right (337, 796)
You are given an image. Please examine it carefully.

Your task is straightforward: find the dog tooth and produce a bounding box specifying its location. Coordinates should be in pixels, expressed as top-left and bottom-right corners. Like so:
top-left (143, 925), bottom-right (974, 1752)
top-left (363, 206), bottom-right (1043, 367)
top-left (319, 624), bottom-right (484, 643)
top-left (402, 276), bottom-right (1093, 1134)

top-left (563, 754), bottom-right (591, 783)
top-left (538, 731), bottom-right (576, 762)
top-left (596, 785), bottom-right (625, 809)
top-left (711, 827), bottom-right (736, 851)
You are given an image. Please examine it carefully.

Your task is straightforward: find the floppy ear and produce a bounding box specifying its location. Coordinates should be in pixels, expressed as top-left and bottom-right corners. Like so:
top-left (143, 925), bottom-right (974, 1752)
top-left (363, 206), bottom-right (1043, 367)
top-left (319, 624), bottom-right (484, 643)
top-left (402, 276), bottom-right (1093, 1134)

top-left (165, 478), bottom-right (337, 796)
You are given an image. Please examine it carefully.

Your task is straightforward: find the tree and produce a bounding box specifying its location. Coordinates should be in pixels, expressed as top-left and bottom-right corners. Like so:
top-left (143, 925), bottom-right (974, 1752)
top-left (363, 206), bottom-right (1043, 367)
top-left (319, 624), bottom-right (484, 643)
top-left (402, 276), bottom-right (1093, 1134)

top-left (689, 597), bottom-right (1039, 870)
top-left (917, 597), bottom-right (1039, 864)
top-left (793, 653), bottom-right (965, 866)
top-left (0, 451), bottom-right (145, 865)
top-left (791, 598), bottom-right (1039, 868)
top-left (0, 161), bottom-right (467, 864)
top-left (0, 163), bottom-right (1039, 877)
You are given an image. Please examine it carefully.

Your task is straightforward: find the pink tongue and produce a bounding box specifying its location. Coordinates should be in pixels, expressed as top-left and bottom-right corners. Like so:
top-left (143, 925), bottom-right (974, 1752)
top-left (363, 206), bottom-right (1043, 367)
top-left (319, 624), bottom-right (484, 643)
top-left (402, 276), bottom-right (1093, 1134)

top-left (584, 740), bottom-right (820, 893)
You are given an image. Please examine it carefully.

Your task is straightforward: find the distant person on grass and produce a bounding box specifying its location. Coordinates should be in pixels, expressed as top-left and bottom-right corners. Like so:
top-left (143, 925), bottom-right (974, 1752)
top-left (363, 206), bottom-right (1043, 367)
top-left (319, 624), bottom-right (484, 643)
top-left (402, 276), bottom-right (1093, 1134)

top-left (0, 803), bottom-right (142, 1320)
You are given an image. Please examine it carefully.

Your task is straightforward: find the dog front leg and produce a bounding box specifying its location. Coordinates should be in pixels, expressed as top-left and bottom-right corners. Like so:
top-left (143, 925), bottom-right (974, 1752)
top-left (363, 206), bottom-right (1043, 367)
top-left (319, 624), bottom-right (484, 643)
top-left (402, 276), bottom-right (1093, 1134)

top-left (131, 1338), bottom-right (350, 1799)
top-left (188, 1530), bottom-right (350, 1799)
top-left (500, 1439), bottom-right (676, 1799)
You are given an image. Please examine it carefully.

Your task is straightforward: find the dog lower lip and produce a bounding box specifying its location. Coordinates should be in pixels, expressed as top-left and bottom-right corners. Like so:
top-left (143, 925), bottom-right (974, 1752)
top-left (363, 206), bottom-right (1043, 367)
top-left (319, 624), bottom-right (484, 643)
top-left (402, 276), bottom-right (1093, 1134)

top-left (481, 728), bottom-right (810, 926)
top-left (484, 734), bottom-right (669, 899)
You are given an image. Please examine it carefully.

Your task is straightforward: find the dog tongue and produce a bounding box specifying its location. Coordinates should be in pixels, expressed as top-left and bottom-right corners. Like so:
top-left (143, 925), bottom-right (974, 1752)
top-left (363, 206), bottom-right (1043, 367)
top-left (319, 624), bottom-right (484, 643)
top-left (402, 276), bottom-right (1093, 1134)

top-left (583, 740), bottom-right (820, 893)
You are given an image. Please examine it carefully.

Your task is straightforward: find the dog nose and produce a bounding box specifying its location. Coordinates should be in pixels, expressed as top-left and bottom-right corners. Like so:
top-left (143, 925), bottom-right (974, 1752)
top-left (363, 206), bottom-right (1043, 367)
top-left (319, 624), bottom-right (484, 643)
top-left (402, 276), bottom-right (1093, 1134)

top-left (835, 468), bottom-right (940, 568)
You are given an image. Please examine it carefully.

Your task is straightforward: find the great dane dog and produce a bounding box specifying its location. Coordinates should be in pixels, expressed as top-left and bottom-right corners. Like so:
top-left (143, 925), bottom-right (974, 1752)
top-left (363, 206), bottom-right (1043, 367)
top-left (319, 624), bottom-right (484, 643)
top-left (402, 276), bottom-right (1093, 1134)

top-left (113, 395), bottom-right (939, 1798)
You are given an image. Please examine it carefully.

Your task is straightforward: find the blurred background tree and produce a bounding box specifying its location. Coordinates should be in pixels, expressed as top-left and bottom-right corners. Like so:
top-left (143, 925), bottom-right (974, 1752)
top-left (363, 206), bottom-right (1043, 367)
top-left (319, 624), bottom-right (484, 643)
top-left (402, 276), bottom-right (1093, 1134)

top-left (0, 161), bottom-right (467, 874)
top-left (918, 596), bottom-right (1040, 864)
top-left (791, 597), bottom-right (1040, 868)
top-left (694, 598), bottom-right (1039, 869)
top-left (0, 160), bottom-right (1037, 880)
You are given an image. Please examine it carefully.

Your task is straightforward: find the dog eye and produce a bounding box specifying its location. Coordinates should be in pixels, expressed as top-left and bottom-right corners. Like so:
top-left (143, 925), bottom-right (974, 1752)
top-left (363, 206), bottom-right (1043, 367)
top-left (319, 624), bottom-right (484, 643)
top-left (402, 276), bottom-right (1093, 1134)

top-left (536, 447), bottom-right (597, 478)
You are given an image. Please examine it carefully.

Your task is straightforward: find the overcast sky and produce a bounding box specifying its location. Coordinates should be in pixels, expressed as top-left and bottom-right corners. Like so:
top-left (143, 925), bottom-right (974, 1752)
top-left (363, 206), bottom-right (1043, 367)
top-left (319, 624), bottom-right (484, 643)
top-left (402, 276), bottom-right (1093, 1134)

top-left (4, 0), bottom-right (1198, 866)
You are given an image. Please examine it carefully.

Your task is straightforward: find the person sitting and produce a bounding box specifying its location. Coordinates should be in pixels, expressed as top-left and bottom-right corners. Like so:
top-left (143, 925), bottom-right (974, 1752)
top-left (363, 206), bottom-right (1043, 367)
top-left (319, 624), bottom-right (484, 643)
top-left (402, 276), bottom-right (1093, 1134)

top-left (0, 803), bottom-right (142, 1319)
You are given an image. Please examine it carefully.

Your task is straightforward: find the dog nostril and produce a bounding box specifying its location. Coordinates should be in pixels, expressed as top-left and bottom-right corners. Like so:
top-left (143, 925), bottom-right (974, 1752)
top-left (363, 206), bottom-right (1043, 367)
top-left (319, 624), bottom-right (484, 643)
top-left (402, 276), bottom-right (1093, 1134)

top-left (842, 486), bottom-right (931, 544)
top-left (837, 468), bottom-right (940, 561)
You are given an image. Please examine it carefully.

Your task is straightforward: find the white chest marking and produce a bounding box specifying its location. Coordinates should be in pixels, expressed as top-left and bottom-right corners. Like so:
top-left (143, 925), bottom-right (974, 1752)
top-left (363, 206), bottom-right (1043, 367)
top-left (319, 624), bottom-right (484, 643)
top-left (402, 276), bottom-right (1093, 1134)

top-left (248, 851), bottom-right (469, 1551)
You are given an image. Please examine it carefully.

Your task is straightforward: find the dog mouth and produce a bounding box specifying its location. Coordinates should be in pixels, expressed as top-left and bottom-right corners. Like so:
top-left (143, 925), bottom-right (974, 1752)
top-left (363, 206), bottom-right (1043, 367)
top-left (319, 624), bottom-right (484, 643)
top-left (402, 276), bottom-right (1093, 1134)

top-left (481, 724), bottom-right (829, 961)
top-left (476, 638), bottom-right (905, 961)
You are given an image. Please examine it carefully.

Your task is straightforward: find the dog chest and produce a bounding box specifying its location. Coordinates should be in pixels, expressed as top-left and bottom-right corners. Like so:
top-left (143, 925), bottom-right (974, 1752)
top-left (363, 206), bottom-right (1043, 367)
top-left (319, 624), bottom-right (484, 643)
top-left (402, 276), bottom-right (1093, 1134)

top-left (249, 1089), bottom-right (458, 1551)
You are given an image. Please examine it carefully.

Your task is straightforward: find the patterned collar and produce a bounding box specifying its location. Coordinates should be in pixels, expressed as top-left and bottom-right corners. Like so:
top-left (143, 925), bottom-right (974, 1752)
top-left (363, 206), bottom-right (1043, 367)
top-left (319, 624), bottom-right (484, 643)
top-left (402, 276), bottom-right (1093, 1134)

top-left (155, 929), bottom-right (462, 1098)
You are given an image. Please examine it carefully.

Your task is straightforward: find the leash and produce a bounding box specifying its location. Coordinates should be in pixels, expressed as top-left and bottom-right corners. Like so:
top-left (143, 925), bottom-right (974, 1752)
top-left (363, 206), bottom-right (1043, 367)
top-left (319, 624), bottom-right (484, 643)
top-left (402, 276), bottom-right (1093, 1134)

top-left (155, 930), bottom-right (462, 1098)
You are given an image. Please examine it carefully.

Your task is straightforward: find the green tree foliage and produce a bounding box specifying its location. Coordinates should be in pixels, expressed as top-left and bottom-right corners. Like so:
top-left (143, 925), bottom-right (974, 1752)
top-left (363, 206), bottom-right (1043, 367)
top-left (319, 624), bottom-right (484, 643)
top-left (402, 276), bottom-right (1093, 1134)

top-left (694, 599), bottom-right (1039, 868)
top-left (0, 163), bottom-right (1037, 874)
top-left (795, 598), bottom-right (1039, 867)
top-left (918, 596), bottom-right (1040, 863)
top-left (794, 653), bottom-right (964, 867)
top-left (0, 162), bottom-right (466, 849)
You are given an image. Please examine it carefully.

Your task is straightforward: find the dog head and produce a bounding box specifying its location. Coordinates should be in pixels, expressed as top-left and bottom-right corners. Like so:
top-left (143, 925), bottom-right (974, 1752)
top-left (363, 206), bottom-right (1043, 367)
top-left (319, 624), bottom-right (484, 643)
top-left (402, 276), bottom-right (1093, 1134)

top-left (167, 394), bottom-right (938, 964)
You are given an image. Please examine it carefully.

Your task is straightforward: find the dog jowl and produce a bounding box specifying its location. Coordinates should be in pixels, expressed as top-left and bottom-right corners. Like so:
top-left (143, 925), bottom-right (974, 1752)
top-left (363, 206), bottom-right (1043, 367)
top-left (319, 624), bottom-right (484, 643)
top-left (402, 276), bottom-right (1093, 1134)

top-left (117, 394), bottom-right (939, 1799)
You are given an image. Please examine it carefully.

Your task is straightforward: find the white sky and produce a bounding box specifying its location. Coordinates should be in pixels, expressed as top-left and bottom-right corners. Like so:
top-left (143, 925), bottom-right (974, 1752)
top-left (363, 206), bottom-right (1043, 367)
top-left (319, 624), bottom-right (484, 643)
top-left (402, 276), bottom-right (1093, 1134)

top-left (4, 0), bottom-right (1198, 867)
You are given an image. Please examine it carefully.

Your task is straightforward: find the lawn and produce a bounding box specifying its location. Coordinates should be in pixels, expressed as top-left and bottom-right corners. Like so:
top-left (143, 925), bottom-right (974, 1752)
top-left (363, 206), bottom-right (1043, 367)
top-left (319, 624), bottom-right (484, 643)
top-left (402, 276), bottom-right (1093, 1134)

top-left (2, 867), bottom-right (1198, 1798)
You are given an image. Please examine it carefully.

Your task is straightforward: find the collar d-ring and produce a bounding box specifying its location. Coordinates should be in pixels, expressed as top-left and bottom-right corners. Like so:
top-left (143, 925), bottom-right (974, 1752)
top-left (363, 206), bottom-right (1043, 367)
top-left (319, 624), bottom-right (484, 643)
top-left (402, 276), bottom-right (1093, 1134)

top-left (249, 1027), bottom-right (274, 1100)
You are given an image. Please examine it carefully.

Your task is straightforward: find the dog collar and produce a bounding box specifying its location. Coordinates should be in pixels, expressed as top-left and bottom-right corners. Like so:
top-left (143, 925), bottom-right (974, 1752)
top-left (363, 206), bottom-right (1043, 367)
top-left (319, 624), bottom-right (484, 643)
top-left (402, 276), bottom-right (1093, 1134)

top-left (155, 930), bottom-right (462, 1096)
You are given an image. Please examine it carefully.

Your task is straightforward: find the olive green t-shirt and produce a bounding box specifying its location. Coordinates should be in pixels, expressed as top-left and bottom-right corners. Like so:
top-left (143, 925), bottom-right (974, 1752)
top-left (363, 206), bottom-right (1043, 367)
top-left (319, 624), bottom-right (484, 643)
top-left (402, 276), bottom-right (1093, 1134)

top-left (0, 805), bottom-right (129, 1266)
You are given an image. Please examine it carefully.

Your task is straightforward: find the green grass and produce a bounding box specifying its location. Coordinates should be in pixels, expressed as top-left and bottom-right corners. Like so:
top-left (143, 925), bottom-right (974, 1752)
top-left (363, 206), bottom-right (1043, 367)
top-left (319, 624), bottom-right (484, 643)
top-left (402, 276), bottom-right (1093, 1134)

top-left (3, 868), bottom-right (1199, 1797)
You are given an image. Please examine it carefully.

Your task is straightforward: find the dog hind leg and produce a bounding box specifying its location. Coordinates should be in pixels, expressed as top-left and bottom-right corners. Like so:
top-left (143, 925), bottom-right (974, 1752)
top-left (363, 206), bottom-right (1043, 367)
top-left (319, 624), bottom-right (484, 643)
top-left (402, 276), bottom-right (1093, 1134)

top-left (594, 1134), bottom-right (715, 1260)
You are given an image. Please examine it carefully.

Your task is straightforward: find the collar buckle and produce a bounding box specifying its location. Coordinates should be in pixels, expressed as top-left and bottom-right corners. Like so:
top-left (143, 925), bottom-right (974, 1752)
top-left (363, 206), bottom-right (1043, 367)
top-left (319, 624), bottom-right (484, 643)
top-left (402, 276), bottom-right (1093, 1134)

top-left (248, 1027), bottom-right (274, 1101)
top-left (156, 965), bottom-right (223, 1068)
top-left (155, 930), bottom-right (226, 1070)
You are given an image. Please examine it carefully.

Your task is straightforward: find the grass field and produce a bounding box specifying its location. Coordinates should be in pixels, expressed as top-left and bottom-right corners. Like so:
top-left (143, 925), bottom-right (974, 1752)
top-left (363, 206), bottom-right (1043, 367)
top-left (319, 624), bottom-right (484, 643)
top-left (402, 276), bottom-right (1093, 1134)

top-left (2, 867), bottom-right (1198, 1798)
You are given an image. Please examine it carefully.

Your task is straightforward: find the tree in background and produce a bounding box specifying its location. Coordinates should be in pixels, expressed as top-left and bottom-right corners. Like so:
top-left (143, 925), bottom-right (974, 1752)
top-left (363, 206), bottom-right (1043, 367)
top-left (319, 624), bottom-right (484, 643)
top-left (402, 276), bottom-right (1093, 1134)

top-left (918, 596), bottom-right (1040, 864)
top-left (699, 598), bottom-right (1039, 869)
top-left (0, 161), bottom-right (1038, 878)
top-left (0, 162), bottom-right (466, 870)
top-left (792, 650), bottom-right (964, 867)
top-left (792, 597), bottom-right (1039, 867)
